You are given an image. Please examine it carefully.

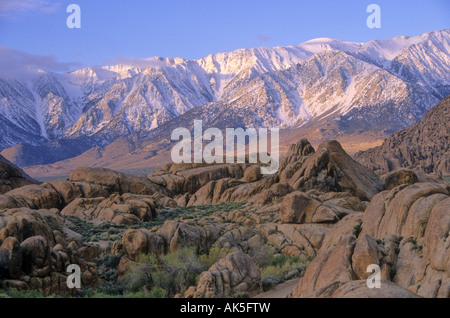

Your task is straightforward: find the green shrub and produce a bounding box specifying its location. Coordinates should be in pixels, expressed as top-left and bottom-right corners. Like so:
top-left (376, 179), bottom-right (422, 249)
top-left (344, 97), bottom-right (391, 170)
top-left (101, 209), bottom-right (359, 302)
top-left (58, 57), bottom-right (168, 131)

top-left (199, 247), bottom-right (231, 269)
top-left (353, 224), bottom-right (362, 236)
top-left (261, 276), bottom-right (283, 292)
top-left (252, 245), bottom-right (275, 268)
top-left (256, 246), bottom-right (312, 289)
top-left (124, 248), bottom-right (204, 298)
top-left (149, 287), bottom-right (167, 298)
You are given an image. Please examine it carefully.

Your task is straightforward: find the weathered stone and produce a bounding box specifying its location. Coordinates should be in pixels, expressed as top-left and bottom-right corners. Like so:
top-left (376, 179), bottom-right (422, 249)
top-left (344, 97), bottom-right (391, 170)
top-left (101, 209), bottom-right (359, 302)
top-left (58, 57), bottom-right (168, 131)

top-left (0, 185), bottom-right (61, 210)
top-left (69, 167), bottom-right (164, 196)
top-left (20, 236), bottom-right (51, 277)
top-left (193, 252), bottom-right (261, 298)
top-left (243, 165), bottom-right (261, 183)
top-left (281, 140), bottom-right (383, 201)
top-left (279, 192), bottom-right (321, 224)
top-left (0, 237), bottom-right (22, 278)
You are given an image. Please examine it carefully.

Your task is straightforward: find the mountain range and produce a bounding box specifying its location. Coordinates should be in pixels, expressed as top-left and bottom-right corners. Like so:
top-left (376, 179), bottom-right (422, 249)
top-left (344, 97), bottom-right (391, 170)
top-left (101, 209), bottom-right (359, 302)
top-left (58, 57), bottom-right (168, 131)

top-left (1, 29), bottom-right (449, 179)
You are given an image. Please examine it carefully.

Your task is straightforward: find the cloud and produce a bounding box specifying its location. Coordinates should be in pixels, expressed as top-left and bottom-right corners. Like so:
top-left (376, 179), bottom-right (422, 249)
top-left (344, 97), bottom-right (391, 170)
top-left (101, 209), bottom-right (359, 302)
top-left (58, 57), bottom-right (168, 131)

top-left (256, 34), bottom-right (272, 43)
top-left (0, 0), bottom-right (61, 18)
top-left (105, 56), bottom-right (185, 68)
top-left (0, 46), bottom-right (82, 79)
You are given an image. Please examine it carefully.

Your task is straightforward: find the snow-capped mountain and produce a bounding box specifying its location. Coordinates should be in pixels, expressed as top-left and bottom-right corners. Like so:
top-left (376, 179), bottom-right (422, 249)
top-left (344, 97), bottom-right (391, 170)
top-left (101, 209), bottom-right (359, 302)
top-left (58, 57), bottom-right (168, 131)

top-left (1, 29), bottom-right (449, 168)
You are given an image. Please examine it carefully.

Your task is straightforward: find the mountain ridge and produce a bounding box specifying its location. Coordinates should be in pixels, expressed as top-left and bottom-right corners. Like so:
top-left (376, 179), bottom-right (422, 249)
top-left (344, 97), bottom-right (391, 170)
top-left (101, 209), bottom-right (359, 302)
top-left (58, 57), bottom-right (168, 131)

top-left (1, 29), bottom-right (450, 177)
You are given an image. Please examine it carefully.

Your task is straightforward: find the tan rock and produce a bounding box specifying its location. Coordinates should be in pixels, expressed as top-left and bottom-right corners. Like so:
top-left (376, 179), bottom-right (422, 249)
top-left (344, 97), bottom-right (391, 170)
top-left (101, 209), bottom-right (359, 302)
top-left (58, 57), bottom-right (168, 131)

top-left (351, 234), bottom-right (382, 280)
top-left (243, 165), bottom-right (261, 183)
top-left (383, 169), bottom-right (419, 190)
top-left (122, 229), bottom-right (165, 261)
top-left (279, 192), bottom-right (321, 224)
top-left (0, 237), bottom-right (22, 278)
top-left (0, 185), bottom-right (61, 210)
top-left (20, 236), bottom-right (51, 277)
top-left (193, 252), bottom-right (261, 298)
top-left (284, 141), bottom-right (383, 201)
top-left (310, 280), bottom-right (421, 298)
top-left (69, 167), bottom-right (164, 196)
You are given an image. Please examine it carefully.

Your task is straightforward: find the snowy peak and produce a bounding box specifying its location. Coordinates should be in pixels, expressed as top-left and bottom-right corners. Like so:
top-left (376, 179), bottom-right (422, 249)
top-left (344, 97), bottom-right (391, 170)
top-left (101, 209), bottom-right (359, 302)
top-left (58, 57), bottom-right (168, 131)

top-left (0, 29), bottom-right (449, 157)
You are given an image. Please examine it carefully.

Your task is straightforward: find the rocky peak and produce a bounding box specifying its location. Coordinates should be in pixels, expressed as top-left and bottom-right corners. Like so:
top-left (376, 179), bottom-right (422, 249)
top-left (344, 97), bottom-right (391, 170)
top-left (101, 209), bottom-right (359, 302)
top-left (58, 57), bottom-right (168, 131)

top-left (280, 139), bottom-right (383, 201)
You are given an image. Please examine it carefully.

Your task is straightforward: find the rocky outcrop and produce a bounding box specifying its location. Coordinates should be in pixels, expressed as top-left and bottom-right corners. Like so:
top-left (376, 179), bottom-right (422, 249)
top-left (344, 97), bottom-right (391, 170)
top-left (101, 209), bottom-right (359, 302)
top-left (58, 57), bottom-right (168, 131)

top-left (257, 223), bottom-right (329, 260)
top-left (243, 165), bottom-right (262, 183)
top-left (279, 140), bottom-right (383, 201)
top-left (0, 155), bottom-right (36, 194)
top-left (43, 180), bottom-right (110, 206)
top-left (355, 95), bottom-right (450, 176)
top-left (292, 177), bottom-right (450, 298)
top-left (309, 280), bottom-right (421, 298)
top-left (0, 207), bottom-right (98, 294)
top-left (187, 177), bottom-right (276, 206)
top-left (147, 163), bottom-right (245, 195)
top-left (189, 252), bottom-right (262, 298)
top-left (0, 185), bottom-right (62, 210)
top-left (279, 191), bottom-right (364, 225)
top-left (382, 169), bottom-right (419, 190)
top-left (70, 167), bottom-right (166, 196)
top-left (61, 193), bottom-right (160, 225)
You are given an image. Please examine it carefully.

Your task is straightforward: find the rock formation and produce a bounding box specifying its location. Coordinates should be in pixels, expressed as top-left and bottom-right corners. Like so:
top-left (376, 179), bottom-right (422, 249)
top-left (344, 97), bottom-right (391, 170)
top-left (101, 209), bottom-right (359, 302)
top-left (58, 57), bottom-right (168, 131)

top-left (0, 135), bottom-right (448, 298)
top-left (0, 155), bottom-right (35, 194)
top-left (292, 169), bottom-right (450, 298)
top-left (355, 95), bottom-right (450, 176)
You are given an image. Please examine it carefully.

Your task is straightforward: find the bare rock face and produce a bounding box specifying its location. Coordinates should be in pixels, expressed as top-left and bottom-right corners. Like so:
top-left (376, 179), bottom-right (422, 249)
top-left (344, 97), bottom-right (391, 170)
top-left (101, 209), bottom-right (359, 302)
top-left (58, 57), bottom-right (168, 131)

top-left (191, 251), bottom-right (262, 298)
top-left (0, 207), bottom-right (98, 294)
top-left (0, 237), bottom-right (23, 279)
top-left (383, 169), bottom-right (419, 190)
top-left (257, 223), bottom-right (329, 260)
top-left (61, 193), bottom-right (160, 225)
top-left (187, 176), bottom-right (275, 206)
top-left (157, 220), bottom-right (224, 254)
top-left (278, 139), bottom-right (316, 184)
top-left (292, 176), bottom-right (450, 298)
top-left (279, 191), bottom-right (359, 225)
top-left (0, 208), bottom-right (67, 246)
top-left (279, 140), bottom-right (383, 201)
top-left (43, 180), bottom-right (110, 205)
top-left (147, 163), bottom-right (245, 195)
top-left (280, 192), bottom-right (321, 224)
top-left (243, 165), bottom-right (262, 183)
top-left (70, 167), bottom-right (166, 196)
top-left (0, 185), bottom-right (62, 210)
top-left (355, 95), bottom-right (450, 176)
top-left (0, 155), bottom-right (35, 194)
top-left (122, 229), bottom-right (165, 262)
top-left (20, 235), bottom-right (51, 277)
top-left (310, 280), bottom-right (421, 298)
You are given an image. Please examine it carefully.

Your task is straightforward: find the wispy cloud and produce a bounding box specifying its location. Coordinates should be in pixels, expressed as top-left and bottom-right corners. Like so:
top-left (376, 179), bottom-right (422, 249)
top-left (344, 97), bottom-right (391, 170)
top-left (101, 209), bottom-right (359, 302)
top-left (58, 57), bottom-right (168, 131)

top-left (105, 56), bottom-right (184, 68)
top-left (0, 46), bottom-right (82, 79)
top-left (0, 0), bottom-right (61, 18)
top-left (256, 34), bottom-right (272, 43)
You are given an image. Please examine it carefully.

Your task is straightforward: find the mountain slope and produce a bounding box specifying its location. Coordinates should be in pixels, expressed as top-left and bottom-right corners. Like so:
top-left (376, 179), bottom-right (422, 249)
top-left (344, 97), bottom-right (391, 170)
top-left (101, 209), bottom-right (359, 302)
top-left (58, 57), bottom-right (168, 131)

top-left (355, 95), bottom-right (450, 175)
top-left (1, 29), bottom-right (450, 175)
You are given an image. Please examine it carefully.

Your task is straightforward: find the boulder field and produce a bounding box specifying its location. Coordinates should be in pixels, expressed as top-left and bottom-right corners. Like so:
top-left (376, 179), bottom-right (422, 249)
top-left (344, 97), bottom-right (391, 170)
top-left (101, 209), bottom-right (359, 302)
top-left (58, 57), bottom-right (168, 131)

top-left (0, 139), bottom-right (448, 298)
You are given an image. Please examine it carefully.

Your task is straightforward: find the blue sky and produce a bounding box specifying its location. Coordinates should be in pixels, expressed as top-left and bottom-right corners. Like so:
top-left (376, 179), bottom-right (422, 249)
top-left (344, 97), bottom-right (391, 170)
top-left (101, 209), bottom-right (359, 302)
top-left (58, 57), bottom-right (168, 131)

top-left (0, 0), bottom-right (448, 71)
